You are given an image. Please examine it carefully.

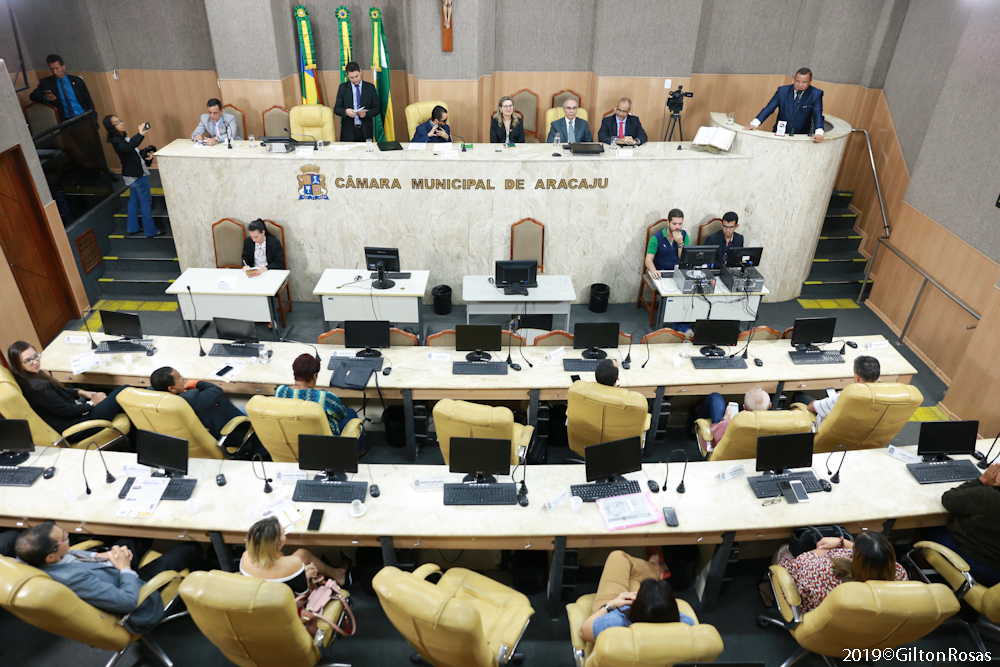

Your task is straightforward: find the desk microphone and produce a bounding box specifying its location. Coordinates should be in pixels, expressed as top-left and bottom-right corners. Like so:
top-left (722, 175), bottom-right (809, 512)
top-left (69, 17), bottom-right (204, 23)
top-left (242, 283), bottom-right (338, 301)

top-left (826, 444), bottom-right (848, 483)
top-left (186, 286), bottom-right (207, 356)
top-left (82, 310), bottom-right (98, 350)
top-left (450, 134), bottom-right (467, 151)
top-left (285, 338), bottom-right (321, 364)
top-left (225, 119), bottom-right (233, 149)
top-left (664, 449), bottom-right (688, 494)
top-left (82, 441), bottom-right (116, 495)
top-left (978, 432), bottom-right (1000, 470)
top-left (505, 325), bottom-right (521, 371)
top-left (284, 129), bottom-right (318, 145)
top-left (253, 454), bottom-right (273, 494)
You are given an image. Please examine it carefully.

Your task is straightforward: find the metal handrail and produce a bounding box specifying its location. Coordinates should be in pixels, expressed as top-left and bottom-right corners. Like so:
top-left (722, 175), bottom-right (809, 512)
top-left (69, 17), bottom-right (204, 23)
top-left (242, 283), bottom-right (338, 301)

top-left (851, 128), bottom-right (890, 238)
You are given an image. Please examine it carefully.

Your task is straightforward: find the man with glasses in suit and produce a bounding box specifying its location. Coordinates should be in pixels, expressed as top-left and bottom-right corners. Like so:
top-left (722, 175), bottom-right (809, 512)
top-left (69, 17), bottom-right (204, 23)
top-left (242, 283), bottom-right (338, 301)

top-left (547, 98), bottom-right (592, 143)
top-left (598, 97), bottom-right (648, 146)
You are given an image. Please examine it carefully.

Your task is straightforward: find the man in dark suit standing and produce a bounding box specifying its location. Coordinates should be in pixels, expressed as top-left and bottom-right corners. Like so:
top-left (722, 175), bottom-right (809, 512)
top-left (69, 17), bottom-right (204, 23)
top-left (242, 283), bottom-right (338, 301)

top-left (334, 61), bottom-right (381, 142)
top-left (598, 97), bottom-right (648, 145)
top-left (704, 212), bottom-right (744, 267)
top-left (745, 68), bottom-right (825, 143)
top-left (29, 54), bottom-right (94, 122)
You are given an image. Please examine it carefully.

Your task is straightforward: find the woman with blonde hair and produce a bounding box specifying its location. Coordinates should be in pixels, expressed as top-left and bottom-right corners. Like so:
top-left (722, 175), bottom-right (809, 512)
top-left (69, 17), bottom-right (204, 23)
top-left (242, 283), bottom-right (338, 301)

top-left (490, 96), bottom-right (524, 144)
top-left (240, 517), bottom-right (348, 595)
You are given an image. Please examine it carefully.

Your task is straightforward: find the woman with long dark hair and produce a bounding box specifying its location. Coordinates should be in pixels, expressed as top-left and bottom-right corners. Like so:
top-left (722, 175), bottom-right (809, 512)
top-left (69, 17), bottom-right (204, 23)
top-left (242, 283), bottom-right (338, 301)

top-left (103, 114), bottom-right (160, 237)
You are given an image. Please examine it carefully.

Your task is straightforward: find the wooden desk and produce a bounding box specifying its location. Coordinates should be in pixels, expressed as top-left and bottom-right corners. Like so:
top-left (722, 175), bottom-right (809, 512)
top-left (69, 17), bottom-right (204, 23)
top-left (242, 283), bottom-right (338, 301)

top-left (462, 275), bottom-right (576, 330)
top-left (649, 269), bottom-right (770, 325)
top-left (166, 268), bottom-right (291, 339)
top-left (313, 269), bottom-right (429, 335)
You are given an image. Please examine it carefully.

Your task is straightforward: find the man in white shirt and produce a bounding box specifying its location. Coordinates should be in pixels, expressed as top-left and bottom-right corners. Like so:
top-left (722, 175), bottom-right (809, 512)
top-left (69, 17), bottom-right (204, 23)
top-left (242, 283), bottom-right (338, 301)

top-left (796, 356), bottom-right (880, 427)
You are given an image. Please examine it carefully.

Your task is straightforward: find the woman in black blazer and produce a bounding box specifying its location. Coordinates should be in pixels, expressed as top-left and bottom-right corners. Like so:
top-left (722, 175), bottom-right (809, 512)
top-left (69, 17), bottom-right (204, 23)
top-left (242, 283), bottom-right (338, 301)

top-left (490, 96), bottom-right (525, 144)
top-left (103, 114), bottom-right (160, 237)
top-left (241, 219), bottom-right (286, 274)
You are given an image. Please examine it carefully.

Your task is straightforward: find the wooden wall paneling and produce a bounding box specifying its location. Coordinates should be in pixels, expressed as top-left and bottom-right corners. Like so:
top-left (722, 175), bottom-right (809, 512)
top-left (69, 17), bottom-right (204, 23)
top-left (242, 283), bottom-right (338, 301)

top-left (0, 237), bottom-right (41, 352)
top-left (943, 287), bottom-right (1000, 434)
top-left (388, 69), bottom-right (410, 141)
top-left (42, 200), bottom-right (87, 314)
top-left (901, 285), bottom-right (978, 384)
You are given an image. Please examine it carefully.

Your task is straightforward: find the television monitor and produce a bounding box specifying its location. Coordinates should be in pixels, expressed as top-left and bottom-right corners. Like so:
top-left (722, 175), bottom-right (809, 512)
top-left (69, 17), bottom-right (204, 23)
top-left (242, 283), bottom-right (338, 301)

top-left (455, 324), bottom-right (502, 362)
top-left (364, 247), bottom-right (400, 272)
top-left (495, 260), bottom-right (538, 288)
top-left (679, 245), bottom-right (718, 270)
top-left (790, 317), bottom-right (836, 351)
top-left (344, 320), bottom-right (391, 358)
top-left (0, 419), bottom-right (34, 466)
top-left (298, 434), bottom-right (360, 481)
top-left (755, 433), bottom-right (814, 474)
top-left (725, 246), bottom-right (763, 269)
top-left (137, 430), bottom-right (189, 477)
top-left (573, 322), bottom-right (620, 360)
top-left (101, 310), bottom-right (143, 339)
top-left (214, 317), bottom-right (259, 344)
top-left (449, 437), bottom-right (511, 483)
top-left (692, 319), bottom-right (740, 357)
top-left (584, 436), bottom-right (643, 484)
top-left (917, 420), bottom-right (979, 462)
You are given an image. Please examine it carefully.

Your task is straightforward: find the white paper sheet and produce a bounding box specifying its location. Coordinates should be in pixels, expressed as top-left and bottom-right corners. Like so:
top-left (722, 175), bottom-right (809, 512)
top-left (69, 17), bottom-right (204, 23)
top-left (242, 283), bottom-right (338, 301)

top-left (115, 477), bottom-right (169, 519)
top-left (406, 142), bottom-right (427, 151)
top-left (259, 498), bottom-right (306, 533)
top-left (70, 352), bottom-right (101, 375)
top-left (212, 359), bottom-right (251, 382)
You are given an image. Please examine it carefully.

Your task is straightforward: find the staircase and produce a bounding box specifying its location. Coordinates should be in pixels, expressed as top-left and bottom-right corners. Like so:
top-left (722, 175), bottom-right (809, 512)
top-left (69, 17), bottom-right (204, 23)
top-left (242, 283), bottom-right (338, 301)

top-left (801, 190), bottom-right (871, 298)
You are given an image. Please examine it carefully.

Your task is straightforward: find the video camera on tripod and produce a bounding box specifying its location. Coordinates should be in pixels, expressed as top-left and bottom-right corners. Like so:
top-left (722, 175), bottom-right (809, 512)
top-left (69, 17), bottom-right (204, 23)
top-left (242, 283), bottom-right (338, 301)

top-left (667, 85), bottom-right (693, 113)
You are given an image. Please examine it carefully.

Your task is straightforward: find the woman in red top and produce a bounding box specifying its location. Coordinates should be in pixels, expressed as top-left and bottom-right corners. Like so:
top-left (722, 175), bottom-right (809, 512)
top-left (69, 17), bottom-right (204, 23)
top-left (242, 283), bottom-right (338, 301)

top-left (776, 531), bottom-right (907, 613)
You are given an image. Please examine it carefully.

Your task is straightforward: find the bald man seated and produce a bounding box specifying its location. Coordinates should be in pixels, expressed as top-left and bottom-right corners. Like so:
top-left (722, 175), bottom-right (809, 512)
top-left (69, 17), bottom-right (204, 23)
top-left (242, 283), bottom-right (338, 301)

top-left (698, 388), bottom-right (771, 450)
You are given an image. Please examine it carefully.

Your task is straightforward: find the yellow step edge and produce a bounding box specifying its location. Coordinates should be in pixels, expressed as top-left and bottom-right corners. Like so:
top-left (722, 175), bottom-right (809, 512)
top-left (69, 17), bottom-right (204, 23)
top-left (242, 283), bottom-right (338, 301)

top-left (120, 187), bottom-right (164, 197)
top-left (813, 259), bottom-right (829, 262)
top-left (98, 278), bottom-right (113, 282)
top-left (102, 256), bottom-right (118, 260)
top-left (108, 234), bottom-right (124, 239)
top-left (803, 281), bottom-right (823, 285)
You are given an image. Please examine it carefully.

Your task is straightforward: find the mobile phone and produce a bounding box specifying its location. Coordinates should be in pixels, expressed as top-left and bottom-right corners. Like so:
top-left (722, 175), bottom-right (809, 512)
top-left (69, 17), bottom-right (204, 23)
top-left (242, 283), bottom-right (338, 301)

top-left (778, 480), bottom-right (798, 504)
top-left (662, 507), bottom-right (679, 527)
top-left (143, 122), bottom-right (150, 130)
top-left (825, 388), bottom-right (837, 399)
top-left (217, 365), bottom-right (233, 376)
top-left (307, 509), bottom-right (325, 531)
top-left (789, 480), bottom-right (810, 503)
top-left (570, 374), bottom-right (582, 382)
top-left (726, 401), bottom-right (739, 418)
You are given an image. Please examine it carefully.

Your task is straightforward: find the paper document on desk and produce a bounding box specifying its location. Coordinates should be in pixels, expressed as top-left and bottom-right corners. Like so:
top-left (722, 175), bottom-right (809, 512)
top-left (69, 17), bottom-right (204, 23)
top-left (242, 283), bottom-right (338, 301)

top-left (70, 352), bottom-right (101, 375)
top-left (260, 498), bottom-right (306, 533)
top-left (115, 477), bottom-right (168, 519)
top-left (406, 142), bottom-right (427, 151)
top-left (596, 492), bottom-right (661, 531)
top-left (212, 359), bottom-right (250, 382)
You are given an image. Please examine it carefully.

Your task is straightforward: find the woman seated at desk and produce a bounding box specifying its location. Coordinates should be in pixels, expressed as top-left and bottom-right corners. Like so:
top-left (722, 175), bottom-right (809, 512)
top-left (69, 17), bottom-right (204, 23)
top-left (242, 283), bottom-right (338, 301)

top-left (241, 219), bottom-right (285, 276)
top-left (489, 96), bottom-right (525, 144)
top-left (275, 354), bottom-right (363, 451)
top-left (240, 517), bottom-right (348, 593)
top-left (6, 341), bottom-right (130, 442)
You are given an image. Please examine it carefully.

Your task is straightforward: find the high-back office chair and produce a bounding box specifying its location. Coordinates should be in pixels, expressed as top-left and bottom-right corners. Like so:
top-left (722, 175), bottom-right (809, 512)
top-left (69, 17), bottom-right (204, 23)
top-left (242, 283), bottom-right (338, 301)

top-left (23, 102), bottom-right (60, 135)
top-left (566, 592), bottom-right (723, 667)
top-left (426, 330), bottom-right (523, 348)
top-left (180, 570), bottom-right (350, 667)
top-left (542, 106), bottom-right (590, 143)
top-left (222, 103), bottom-right (247, 140)
top-left (566, 381), bottom-right (651, 459)
top-left (552, 89), bottom-right (582, 110)
top-left (640, 328), bottom-right (686, 344)
top-left (373, 564), bottom-right (534, 667)
top-left (432, 399), bottom-right (532, 466)
top-left (405, 101), bottom-right (449, 140)
top-left (758, 563), bottom-right (959, 666)
top-left (533, 330), bottom-right (574, 346)
top-left (261, 105), bottom-right (290, 137)
top-left (738, 326), bottom-right (781, 341)
top-left (318, 329), bottom-right (345, 345)
top-left (510, 218), bottom-right (544, 272)
top-left (617, 331), bottom-right (632, 346)
top-left (390, 328), bottom-right (419, 346)
top-left (245, 395), bottom-right (363, 463)
top-left (212, 217), bottom-right (246, 269)
top-left (794, 383), bottom-right (923, 452)
top-left (510, 89), bottom-right (540, 141)
top-left (290, 104), bottom-right (336, 143)
top-left (261, 218), bottom-right (293, 327)
top-left (696, 407), bottom-right (813, 461)
top-left (696, 217), bottom-right (723, 244)
top-left (782, 326), bottom-right (795, 339)
top-left (0, 366), bottom-right (130, 449)
top-left (636, 218), bottom-right (671, 327)
top-left (117, 388), bottom-right (251, 459)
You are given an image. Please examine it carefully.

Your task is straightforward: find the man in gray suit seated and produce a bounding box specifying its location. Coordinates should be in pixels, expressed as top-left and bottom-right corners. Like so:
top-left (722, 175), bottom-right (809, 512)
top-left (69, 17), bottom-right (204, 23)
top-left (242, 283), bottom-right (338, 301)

top-left (15, 522), bottom-right (201, 633)
top-left (190, 97), bottom-right (242, 145)
top-left (546, 97), bottom-right (592, 143)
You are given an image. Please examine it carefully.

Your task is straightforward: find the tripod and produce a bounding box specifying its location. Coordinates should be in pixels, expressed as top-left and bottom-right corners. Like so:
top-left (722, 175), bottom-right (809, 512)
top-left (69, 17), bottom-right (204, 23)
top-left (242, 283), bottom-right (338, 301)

top-left (663, 111), bottom-right (683, 142)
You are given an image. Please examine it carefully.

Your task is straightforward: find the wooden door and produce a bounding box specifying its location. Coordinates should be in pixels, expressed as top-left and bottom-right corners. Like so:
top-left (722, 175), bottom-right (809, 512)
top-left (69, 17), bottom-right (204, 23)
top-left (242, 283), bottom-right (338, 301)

top-left (0, 148), bottom-right (75, 344)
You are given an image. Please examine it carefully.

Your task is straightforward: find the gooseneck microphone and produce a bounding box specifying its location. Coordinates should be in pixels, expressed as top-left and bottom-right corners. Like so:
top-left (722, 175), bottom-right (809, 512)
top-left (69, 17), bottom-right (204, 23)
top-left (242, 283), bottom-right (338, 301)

top-left (826, 444), bottom-right (848, 483)
top-left (285, 338), bottom-right (321, 364)
top-left (663, 449), bottom-right (689, 494)
top-left (450, 133), bottom-right (467, 151)
top-left (187, 285), bottom-right (207, 356)
top-left (978, 432), bottom-right (1000, 470)
top-left (253, 454), bottom-right (273, 494)
top-left (82, 441), bottom-right (116, 495)
top-left (83, 310), bottom-right (98, 350)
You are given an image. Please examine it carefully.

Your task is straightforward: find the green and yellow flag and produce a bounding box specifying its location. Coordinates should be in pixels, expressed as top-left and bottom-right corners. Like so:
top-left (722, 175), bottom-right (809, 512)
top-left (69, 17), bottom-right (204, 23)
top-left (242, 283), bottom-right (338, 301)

top-left (336, 6), bottom-right (353, 84)
top-left (370, 7), bottom-right (394, 141)
top-left (293, 5), bottom-right (321, 104)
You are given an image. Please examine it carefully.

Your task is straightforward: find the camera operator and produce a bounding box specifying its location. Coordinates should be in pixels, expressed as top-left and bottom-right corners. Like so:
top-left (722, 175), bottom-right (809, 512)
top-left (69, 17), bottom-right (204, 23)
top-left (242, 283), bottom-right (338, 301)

top-left (598, 97), bottom-right (648, 146)
top-left (103, 115), bottom-right (161, 238)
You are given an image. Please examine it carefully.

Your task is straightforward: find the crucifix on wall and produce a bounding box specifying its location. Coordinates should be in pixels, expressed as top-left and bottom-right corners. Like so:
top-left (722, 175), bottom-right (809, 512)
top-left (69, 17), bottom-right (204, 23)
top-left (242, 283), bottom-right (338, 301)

top-left (442, 0), bottom-right (453, 51)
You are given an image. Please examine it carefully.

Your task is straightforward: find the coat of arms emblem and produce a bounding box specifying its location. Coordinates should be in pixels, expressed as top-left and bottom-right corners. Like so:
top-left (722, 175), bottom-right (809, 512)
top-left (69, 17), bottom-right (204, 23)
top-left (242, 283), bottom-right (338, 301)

top-left (297, 164), bottom-right (328, 200)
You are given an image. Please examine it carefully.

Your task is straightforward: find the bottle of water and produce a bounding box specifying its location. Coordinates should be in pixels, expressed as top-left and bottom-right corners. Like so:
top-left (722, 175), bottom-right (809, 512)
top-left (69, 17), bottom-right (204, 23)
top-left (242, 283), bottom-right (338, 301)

top-left (553, 131), bottom-right (561, 148)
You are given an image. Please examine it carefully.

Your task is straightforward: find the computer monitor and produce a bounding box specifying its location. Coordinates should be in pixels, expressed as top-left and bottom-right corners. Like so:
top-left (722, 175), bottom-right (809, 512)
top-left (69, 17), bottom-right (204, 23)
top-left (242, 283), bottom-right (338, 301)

top-left (573, 322), bottom-right (620, 360)
top-left (364, 247), bottom-right (400, 289)
top-left (692, 319), bottom-right (740, 357)
top-left (917, 420), bottom-right (979, 462)
top-left (455, 324), bottom-right (502, 362)
top-left (755, 432), bottom-right (814, 475)
top-left (136, 430), bottom-right (189, 478)
top-left (101, 310), bottom-right (143, 339)
top-left (495, 260), bottom-right (538, 288)
top-left (344, 320), bottom-right (391, 358)
top-left (298, 434), bottom-right (359, 481)
top-left (214, 317), bottom-right (259, 344)
top-left (0, 419), bottom-right (34, 466)
top-left (790, 317), bottom-right (836, 352)
top-left (584, 436), bottom-right (643, 484)
top-left (449, 437), bottom-right (511, 484)
top-left (725, 246), bottom-right (763, 269)
top-left (679, 245), bottom-right (718, 270)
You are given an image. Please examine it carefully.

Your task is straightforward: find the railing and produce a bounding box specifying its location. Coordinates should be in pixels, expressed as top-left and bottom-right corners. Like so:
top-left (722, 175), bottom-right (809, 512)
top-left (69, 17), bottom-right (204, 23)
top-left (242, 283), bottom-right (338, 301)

top-left (851, 129), bottom-right (890, 238)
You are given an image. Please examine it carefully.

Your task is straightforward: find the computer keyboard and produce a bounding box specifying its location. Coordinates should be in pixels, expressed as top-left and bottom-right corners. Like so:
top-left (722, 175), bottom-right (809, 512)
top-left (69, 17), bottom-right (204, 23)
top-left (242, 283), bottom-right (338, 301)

top-left (788, 350), bottom-right (845, 365)
top-left (443, 483), bottom-right (518, 505)
top-left (117, 477), bottom-right (197, 500)
top-left (369, 272), bottom-right (411, 280)
top-left (96, 339), bottom-right (153, 354)
top-left (747, 471), bottom-right (823, 498)
top-left (692, 356), bottom-right (748, 370)
top-left (563, 359), bottom-right (601, 372)
top-left (0, 466), bottom-right (44, 487)
top-left (570, 479), bottom-right (642, 502)
top-left (906, 460), bottom-right (980, 484)
top-left (292, 480), bottom-right (368, 503)
top-left (503, 285), bottom-right (529, 296)
top-left (326, 356), bottom-right (385, 372)
top-left (209, 343), bottom-right (262, 357)
top-left (452, 361), bottom-right (508, 375)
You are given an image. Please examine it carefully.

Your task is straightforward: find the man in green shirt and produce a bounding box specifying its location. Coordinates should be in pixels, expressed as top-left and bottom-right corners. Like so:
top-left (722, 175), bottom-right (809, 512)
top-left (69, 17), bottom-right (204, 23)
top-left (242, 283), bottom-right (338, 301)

top-left (644, 209), bottom-right (688, 277)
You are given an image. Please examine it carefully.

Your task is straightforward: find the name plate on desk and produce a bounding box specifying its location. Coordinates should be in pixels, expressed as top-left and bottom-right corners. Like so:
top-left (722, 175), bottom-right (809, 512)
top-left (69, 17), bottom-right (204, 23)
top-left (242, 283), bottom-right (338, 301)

top-left (867, 340), bottom-right (889, 350)
top-left (295, 146), bottom-right (315, 157)
top-left (546, 346), bottom-right (565, 361)
top-left (775, 121), bottom-right (787, 137)
top-left (886, 445), bottom-right (920, 464)
top-left (426, 352), bottom-right (450, 362)
top-left (413, 477), bottom-right (444, 490)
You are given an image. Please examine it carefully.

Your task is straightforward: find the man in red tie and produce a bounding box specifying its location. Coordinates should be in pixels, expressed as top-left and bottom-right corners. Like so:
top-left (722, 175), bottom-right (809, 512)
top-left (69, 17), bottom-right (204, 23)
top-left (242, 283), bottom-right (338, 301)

top-left (598, 97), bottom-right (648, 146)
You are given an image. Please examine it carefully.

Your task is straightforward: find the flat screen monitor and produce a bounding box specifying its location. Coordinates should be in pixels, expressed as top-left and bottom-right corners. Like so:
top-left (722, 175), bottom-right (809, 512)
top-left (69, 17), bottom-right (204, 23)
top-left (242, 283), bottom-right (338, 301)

top-left (364, 247), bottom-right (400, 272)
top-left (755, 432), bottom-right (814, 474)
top-left (101, 310), bottom-right (143, 339)
top-left (449, 437), bottom-right (511, 483)
top-left (344, 320), bottom-right (391, 358)
top-left (137, 430), bottom-right (189, 477)
top-left (917, 420), bottom-right (979, 461)
top-left (495, 260), bottom-right (538, 288)
top-left (0, 419), bottom-right (34, 466)
top-left (679, 245), bottom-right (718, 269)
top-left (573, 322), bottom-right (620, 360)
top-left (298, 434), bottom-right (359, 481)
top-left (214, 317), bottom-right (259, 344)
top-left (455, 324), bottom-right (502, 362)
top-left (725, 246), bottom-right (763, 268)
top-left (584, 436), bottom-right (643, 483)
top-left (692, 319), bottom-right (740, 356)
top-left (790, 317), bottom-right (836, 351)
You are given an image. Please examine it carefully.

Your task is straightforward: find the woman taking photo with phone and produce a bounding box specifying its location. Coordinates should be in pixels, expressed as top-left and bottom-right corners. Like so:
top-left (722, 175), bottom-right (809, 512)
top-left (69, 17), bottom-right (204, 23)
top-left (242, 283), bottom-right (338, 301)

top-left (103, 114), bottom-right (160, 238)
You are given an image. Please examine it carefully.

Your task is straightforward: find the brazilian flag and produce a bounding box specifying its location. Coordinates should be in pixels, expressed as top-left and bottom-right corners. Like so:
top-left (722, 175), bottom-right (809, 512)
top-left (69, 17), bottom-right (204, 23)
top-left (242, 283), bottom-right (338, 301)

top-left (370, 7), bottom-right (394, 141)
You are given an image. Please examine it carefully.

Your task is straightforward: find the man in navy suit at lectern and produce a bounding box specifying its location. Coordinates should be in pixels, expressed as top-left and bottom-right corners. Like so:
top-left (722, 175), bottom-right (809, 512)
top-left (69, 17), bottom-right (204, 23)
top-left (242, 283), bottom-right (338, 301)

top-left (744, 68), bottom-right (825, 143)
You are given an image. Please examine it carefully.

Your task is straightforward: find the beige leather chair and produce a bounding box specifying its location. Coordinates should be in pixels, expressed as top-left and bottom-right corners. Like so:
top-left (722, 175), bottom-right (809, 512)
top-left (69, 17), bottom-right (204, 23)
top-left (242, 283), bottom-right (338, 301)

top-left (738, 325), bottom-right (781, 341)
top-left (566, 381), bottom-right (651, 459)
top-left (117, 388), bottom-right (250, 459)
top-left (290, 104), bottom-right (336, 143)
top-left (212, 217), bottom-right (246, 269)
top-left (261, 105), bottom-right (290, 137)
top-left (696, 217), bottom-right (723, 244)
top-left (432, 399), bottom-right (532, 465)
top-left (696, 406), bottom-right (813, 461)
top-left (617, 331), bottom-right (632, 346)
top-left (641, 328), bottom-right (686, 344)
top-left (426, 329), bottom-right (456, 346)
top-left (758, 563), bottom-right (959, 665)
top-left (793, 383), bottom-right (923, 452)
top-left (0, 366), bottom-right (129, 449)
top-left (636, 219), bottom-right (671, 327)
top-left (510, 89), bottom-right (540, 141)
top-left (390, 328), bottom-right (419, 346)
top-left (534, 330), bottom-right (574, 346)
top-left (511, 218), bottom-right (544, 272)
top-left (180, 570), bottom-right (350, 667)
top-left (318, 329), bottom-right (345, 345)
top-left (374, 564), bottom-right (534, 667)
top-left (245, 395), bottom-right (363, 463)
top-left (23, 102), bottom-right (60, 135)
top-left (566, 593), bottom-right (723, 667)
top-left (552, 88), bottom-right (582, 110)
top-left (782, 326), bottom-right (795, 339)
top-left (260, 218), bottom-right (293, 326)
top-left (222, 103), bottom-right (247, 139)
top-left (543, 106), bottom-right (590, 144)
top-left (405, 101), bottom-right (448, 140)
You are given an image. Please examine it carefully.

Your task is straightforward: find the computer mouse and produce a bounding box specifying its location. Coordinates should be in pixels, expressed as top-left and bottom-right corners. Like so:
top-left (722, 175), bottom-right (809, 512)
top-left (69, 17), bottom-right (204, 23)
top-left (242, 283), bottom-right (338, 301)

top-left (517, 493), bottom-right (529, 507)
top-left (146, 347), bottom-right (157, 356)
top-left (647, 479), bottom-right (660, 493)
top-left (820, 479), bottom-right (832, 492)
top-left (754, 358), bottom-right (763, 367)
top-left (382, 367), bottom-right (391, 376)
top-left (43, 466), bottom-right (56, 479)
top-left (355, 275), bottom-right (362, 281)
top-left (552, 153), bottom-right (562, 157)
top-left (846, 341), bottom-right (857, 348)
top-left (368, 484), bottom-right (381, 498)
top-left (216, 474), bottom-right (227, 486)
top-left (510, 363), bottom-right (521, 371)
